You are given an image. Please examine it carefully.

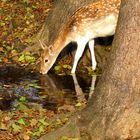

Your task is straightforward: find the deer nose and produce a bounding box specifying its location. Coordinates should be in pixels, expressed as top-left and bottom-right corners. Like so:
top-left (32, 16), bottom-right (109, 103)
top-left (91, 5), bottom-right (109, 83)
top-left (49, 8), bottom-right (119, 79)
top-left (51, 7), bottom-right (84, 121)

top-left (40, 69), bottom-right (48, 75)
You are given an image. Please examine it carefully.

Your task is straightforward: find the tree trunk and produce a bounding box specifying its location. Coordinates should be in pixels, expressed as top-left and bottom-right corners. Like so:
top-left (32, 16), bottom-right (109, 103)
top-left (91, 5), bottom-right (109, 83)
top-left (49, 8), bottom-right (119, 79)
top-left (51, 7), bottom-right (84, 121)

top-left (39, 0), bottom-right (140, 139)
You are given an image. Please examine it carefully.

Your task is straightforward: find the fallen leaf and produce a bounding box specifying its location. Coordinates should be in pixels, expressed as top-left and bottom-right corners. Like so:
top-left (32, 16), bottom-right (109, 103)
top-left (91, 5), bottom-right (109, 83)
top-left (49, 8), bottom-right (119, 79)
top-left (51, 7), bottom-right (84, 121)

top-left (22, 134), bottom-right (30, 140)
top-left (17, 118), bottom-right (26, 125)
top-left (75, 102), bottom-right (82, 107)
top-left (39, 118), bottom-right (49, 126)
top-left (30, 119), bottom-right (38, 127)
top-left (12, 123), bottom-right (22, 132)
top-left (0, 122), bottom-right (8, 130)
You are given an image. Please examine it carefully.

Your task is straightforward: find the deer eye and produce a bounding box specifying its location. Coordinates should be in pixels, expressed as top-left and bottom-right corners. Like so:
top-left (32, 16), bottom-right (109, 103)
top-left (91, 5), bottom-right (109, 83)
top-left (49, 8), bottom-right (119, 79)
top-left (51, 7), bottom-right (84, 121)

top-left (45, 59), bottom-right (48, 63)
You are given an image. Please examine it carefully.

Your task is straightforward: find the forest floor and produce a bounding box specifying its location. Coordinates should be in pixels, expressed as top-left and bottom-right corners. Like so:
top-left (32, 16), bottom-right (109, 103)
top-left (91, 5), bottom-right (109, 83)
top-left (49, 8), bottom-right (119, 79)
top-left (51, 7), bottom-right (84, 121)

top-left (0, 0), bottom-right (51, 67)
top-left (0, 1), bottom-right (89, 140)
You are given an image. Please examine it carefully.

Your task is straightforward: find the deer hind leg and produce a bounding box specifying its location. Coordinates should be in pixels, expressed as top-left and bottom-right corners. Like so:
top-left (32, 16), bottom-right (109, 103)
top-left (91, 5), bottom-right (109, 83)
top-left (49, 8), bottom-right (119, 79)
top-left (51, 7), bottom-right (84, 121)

top-left (71, 40), bottom-right (87, 73)
top-left (88, 39), bottom-right (97, 70)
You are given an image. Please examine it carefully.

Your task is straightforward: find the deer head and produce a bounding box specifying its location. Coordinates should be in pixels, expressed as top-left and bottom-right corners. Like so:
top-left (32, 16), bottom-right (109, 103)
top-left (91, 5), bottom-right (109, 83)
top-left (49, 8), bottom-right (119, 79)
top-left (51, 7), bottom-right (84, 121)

top-left (40, 43), bottom-right (56, 74)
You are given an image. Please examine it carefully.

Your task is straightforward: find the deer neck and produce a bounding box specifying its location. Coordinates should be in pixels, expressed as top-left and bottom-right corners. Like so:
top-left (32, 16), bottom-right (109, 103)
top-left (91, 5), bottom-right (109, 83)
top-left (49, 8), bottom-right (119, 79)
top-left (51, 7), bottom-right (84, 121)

top-left (51, 30), bottom-right (70, 61)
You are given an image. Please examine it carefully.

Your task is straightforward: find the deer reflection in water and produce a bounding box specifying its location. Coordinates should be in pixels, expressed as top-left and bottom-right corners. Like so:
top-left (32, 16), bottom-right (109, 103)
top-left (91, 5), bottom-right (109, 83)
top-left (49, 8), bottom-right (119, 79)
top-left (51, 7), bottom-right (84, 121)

top-left (40, 74), bottom-right (97, 108)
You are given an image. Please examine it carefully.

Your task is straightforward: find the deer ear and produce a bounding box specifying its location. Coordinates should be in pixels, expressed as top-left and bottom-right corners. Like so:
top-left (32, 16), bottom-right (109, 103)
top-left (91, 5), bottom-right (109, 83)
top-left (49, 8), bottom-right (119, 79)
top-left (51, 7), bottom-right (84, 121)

top-left (39, 40), bottom-right (48, 50)
top-left (48, 45), bottom-right (54, 56)
top-left (39, 40), bottom-right (45, 50)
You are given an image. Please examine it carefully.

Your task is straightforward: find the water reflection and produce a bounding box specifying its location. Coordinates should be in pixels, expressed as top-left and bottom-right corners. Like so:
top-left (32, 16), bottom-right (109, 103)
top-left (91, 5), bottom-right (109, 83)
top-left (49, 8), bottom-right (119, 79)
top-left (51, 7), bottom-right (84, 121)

top-left (40, 73), bottom-right (97, 106)
top-left (89, 75), bottom-right (97, 99)
top-left (71, 73), bottom-right (97, 103)
top-left (0, 66), bottom-right (97, 111)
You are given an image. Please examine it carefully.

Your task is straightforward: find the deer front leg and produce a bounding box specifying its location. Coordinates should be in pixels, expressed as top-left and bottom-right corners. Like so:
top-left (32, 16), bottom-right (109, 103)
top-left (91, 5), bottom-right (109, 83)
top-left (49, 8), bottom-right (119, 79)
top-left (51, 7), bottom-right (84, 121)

top-left (88, 39), bottom-right (97, 70)
top-left (71, 41), bottom-right (87, 73)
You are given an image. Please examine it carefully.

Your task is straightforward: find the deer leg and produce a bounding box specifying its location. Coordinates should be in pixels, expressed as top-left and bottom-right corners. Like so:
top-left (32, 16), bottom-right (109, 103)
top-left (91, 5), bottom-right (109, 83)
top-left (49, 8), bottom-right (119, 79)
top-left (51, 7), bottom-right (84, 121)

top-left (71, 41), bottom-right (87, 73)
top-left (88, 39), bottom-right (97, 70)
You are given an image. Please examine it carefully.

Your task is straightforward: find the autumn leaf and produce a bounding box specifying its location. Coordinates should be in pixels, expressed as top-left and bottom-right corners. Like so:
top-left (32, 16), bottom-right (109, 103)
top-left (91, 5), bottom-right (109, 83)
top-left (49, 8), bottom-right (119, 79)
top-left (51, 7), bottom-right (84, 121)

top-left (30, 119), bottom-right (38, 127)
top-left (75, 102), bottom-right (82, 107)
top-left (17, 103), bottom-right (30, 113)
top-left (19, 96), bottom-right (27, 102)
top-left (0, 122), bottom-right (8, 131)
top-left (39, 118), bottom-right (49, 126)
top-left (54, 65), bottom-right (61, 71)
top-left (28, 83), bottom-right (42, 89)
top-left (63, 64), bottom-right (71, 69)
top-left (0, 47), bottom-right (4, 52)
top-left (18, 54), bottom-right (25, 62)
top-left (12, 123), bottom-right (22, 132)
top-left (33, 125), bottom-right (45, 136)
top-left (17, 118), bottom-right (26, 125)
top-left (22, 133), bottom-right (30, 140)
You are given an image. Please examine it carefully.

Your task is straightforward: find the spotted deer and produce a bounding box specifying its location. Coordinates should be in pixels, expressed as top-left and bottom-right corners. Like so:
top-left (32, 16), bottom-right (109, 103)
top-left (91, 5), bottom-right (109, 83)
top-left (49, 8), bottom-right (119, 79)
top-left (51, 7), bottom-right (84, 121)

top-left (40, 0), bottom-right (121, 74)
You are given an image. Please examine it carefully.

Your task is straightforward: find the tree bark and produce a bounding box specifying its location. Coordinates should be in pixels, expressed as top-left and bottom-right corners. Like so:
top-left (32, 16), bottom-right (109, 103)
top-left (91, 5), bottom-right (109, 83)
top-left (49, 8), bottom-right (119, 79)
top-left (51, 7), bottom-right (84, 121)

top-left (39, 0), bottom-right (140, 139)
